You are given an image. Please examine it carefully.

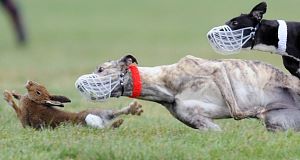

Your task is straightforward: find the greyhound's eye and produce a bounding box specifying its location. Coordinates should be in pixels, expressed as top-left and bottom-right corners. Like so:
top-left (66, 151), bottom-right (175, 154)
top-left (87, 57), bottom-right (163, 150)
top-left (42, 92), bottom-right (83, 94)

top-left (36, 91), bottom-right (41, 95)
top-left (98, 67), bottom-right (104, 73)
top-left (231, 21), bottom-right (238, 26)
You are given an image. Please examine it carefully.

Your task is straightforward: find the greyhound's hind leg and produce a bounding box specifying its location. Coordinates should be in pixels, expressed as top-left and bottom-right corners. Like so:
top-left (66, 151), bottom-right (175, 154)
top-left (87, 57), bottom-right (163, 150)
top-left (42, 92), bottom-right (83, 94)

top-left (263, 108), bottom-right (300, 132)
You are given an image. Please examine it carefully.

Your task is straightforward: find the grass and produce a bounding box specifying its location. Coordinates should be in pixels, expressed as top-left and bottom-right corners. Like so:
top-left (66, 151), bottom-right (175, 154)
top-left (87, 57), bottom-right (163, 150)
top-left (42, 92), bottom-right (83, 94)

top-left (1, 0), bottom-right (300, 159)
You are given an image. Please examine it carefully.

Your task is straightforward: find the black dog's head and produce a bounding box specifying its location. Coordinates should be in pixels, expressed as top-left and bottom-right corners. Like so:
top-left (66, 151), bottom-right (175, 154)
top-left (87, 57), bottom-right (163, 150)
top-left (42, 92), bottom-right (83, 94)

top-left (225, 2), bottom-right (267, 48)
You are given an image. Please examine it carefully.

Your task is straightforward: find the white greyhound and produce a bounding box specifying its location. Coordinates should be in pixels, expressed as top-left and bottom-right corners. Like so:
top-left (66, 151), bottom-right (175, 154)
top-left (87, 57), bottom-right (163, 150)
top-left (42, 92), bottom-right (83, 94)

top-left (76, 55), bottom-right (300, 131)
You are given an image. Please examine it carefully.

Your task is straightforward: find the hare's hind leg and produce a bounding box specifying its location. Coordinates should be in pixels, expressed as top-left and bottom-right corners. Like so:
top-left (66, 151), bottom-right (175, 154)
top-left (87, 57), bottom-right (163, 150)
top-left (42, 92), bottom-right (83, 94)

top-left (113, 101), bottom-right (143, 117)
top-left (3, 90), bottom-right (21, 115)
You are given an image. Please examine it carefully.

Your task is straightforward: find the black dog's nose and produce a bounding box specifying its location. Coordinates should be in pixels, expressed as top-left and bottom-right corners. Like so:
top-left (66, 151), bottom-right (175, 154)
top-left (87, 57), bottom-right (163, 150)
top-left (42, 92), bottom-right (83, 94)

top-left (208, 34), bottom-right (212, 39)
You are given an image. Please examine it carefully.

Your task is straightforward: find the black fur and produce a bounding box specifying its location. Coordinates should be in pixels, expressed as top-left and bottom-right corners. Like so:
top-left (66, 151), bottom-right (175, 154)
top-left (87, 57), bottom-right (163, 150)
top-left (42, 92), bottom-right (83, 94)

top-left (225, 2), bottom-right (300, 78)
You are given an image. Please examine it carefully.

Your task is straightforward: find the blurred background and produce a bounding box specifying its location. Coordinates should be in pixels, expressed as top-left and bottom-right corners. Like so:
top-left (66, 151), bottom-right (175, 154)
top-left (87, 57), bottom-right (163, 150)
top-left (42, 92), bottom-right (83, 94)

top-left (2, 0), bottom-right (300, 125)
top-left (1, 2), bottom-right (297, 86)
top-left (1, 0), bottom-right (300, 117)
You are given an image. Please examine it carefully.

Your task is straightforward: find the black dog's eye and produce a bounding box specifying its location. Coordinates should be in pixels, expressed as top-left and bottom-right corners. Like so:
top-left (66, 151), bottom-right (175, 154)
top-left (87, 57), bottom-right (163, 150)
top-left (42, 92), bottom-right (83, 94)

top-left (36, 91), bottom-right (41, 95)
top-left (98, 67), bottom-right (104, 73)
top-left (231, 21), bottom-right (238, 26)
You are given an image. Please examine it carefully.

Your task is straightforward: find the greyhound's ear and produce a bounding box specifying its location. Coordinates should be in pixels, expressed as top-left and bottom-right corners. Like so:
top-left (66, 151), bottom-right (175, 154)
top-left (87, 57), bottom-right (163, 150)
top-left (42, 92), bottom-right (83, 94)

top-left (249, 2), bottom-right (267, 21)
top-left (119, 54), bottom-right (138, 66)
top-left (50, 95), bottom-right (71, 103)
top-left (42, 100), bottom-right (64, 107)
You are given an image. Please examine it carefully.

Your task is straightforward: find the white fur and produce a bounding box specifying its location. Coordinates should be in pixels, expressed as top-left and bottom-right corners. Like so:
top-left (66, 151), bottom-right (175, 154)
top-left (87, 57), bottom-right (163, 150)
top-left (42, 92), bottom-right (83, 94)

top-left (249, 20), bottom-right (288, 56)
top-left (85, 114), bottom-right (105, 128)
top-left (277, 20), bottom-right (287, 53)
top-left (252, 44), bottom-right (300, 62)
top-left (252, 44), bottom-right (278, 53)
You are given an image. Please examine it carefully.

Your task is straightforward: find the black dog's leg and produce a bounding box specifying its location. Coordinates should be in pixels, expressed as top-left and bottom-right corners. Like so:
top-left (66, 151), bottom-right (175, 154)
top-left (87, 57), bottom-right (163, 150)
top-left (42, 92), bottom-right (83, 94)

top-left (282, 56), bottom-right (300, 78)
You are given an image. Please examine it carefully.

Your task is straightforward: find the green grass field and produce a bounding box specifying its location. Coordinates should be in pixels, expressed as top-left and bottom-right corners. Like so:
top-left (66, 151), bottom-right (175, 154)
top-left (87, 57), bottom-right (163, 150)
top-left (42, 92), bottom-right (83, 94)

top-left (1, 0), bottom-right (300, 159)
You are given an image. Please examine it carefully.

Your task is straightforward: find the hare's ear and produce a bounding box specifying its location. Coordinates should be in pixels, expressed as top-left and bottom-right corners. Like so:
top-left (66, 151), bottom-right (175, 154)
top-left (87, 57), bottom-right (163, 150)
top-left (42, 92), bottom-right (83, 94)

top-left (43, 100), bottom-right (64, 107)
top-left (43, 95), bottom-right (71, 107)
top-left (50, 95), bottom-right (71, 103)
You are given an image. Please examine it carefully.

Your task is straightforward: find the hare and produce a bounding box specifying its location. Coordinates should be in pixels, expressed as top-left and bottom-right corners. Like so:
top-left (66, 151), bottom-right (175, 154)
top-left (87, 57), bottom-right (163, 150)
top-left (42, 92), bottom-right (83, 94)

top-left (3, 80), bottom-right (143, 129)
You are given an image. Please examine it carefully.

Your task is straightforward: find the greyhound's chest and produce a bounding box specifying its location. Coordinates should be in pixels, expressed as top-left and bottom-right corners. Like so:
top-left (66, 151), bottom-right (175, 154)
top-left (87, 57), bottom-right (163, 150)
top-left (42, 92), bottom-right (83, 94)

top-left (174, 77), bottom-right (272, 118)
top-left (175, 80), bottom-right (230, 118)
top-left (226, 64), bottom-right (276, 109)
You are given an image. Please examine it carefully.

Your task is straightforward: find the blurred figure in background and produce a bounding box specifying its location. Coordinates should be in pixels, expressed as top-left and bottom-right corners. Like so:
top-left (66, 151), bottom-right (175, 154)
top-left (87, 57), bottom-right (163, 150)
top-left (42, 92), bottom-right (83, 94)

top-left (1, 0), bottom-right (26, 45)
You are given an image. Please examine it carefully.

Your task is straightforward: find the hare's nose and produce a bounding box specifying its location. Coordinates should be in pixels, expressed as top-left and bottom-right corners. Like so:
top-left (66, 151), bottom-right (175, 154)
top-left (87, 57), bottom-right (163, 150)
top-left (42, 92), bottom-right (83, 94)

top-left (25, 80), bottom-right (33, 88)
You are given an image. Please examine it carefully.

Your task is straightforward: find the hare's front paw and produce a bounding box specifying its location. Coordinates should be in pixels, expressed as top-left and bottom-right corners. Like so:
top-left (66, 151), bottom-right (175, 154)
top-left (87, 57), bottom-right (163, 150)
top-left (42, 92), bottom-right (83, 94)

top-left (129, 101), bottom-right (143, 116)
top-left (3, 90), bottom-right (13, 105)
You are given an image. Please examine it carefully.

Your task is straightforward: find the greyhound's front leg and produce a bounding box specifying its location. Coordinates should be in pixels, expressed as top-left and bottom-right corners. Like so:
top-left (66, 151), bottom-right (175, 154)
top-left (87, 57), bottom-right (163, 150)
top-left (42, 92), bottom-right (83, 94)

top-left (172, 102), bottom-right (221, 131)
top-left (109, 101), bottom-right (142, 129)
top-left (213, 67), bottom-right (245, 120)
top-left (112, 101), bottom-right (143, 117)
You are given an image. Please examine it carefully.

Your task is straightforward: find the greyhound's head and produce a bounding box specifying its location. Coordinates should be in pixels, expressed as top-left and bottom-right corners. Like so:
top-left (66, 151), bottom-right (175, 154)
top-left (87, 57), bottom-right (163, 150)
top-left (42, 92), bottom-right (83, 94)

top-left (225, 2), bottom-right (267, 48)
top-left (207, 2), bottom-right (267, 54)
top-left (75, 55), bottom-right (138, 101)
top-left (94, 54), bottom-right (138, 76)
top-left (226, 2), bottom-right (267, 31)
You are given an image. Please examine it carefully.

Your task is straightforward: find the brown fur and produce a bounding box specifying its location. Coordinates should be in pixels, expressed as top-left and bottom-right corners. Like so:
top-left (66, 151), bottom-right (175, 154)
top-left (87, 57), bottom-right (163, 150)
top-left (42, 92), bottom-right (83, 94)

top-left (3, 80), bottom-right (143, 129)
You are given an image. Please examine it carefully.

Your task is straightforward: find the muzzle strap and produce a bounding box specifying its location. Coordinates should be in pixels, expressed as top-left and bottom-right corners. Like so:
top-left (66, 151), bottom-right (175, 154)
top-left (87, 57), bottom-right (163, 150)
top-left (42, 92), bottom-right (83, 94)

top-left (128, 65), bottom-right (142, 98)
top-left (250, 23), bottom-right (261, 50)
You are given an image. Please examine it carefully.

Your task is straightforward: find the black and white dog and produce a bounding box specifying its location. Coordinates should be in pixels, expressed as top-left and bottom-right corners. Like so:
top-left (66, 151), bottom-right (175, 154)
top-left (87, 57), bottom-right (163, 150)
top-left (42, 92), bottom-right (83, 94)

top-left (207, 2), bottom-right (300, 78)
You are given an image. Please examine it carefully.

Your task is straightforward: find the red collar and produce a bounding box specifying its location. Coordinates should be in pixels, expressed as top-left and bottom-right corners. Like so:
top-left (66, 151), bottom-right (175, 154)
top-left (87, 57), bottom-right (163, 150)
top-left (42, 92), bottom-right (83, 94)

top-left (128, 65), bottom-right (142, 98)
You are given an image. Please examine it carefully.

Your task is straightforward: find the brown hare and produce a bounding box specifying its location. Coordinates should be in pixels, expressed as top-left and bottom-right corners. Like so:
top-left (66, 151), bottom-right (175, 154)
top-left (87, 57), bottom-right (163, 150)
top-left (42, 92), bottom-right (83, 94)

top-left (3, 80), bottom-right (143, 129)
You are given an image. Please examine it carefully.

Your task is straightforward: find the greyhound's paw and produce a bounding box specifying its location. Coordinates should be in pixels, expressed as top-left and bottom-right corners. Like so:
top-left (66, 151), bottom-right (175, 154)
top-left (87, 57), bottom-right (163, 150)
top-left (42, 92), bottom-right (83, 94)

top-left (129, 101), bottom-right (143, 116)
top-left (111, 119), bottom-right (124, 129)
top-left (233, 112), bottom-right (247, 120)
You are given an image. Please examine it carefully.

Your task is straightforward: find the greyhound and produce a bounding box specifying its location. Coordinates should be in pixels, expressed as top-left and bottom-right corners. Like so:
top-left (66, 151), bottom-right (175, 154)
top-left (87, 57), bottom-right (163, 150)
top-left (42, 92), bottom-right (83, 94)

top-left (76, 55), bottom-right (300, 132)
top-left (207, 2), bottom-right (300, 79)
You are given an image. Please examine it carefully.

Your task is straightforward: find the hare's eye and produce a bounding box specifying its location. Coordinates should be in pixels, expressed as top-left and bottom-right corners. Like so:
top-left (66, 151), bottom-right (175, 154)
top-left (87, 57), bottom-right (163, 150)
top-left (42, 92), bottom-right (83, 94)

top-left (36, 91), bottom-right (41, 95)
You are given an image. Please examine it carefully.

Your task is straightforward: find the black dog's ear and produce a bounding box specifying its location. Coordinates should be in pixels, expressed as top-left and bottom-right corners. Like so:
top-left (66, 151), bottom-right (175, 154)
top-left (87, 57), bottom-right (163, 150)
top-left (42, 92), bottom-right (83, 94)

top-left (119, 54), bottom-right (138, 66)
top-left (50, 95), bottom-right (71, 103)
top-left (249, 2), bottom-right (267, 21)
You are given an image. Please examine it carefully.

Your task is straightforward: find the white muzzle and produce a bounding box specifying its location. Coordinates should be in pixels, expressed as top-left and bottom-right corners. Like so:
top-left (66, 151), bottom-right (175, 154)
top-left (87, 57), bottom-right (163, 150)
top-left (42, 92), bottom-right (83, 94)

top-left (75, 73), bottom-right (120, 102)
top-left (207, 25), bottom-right (256, 54)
